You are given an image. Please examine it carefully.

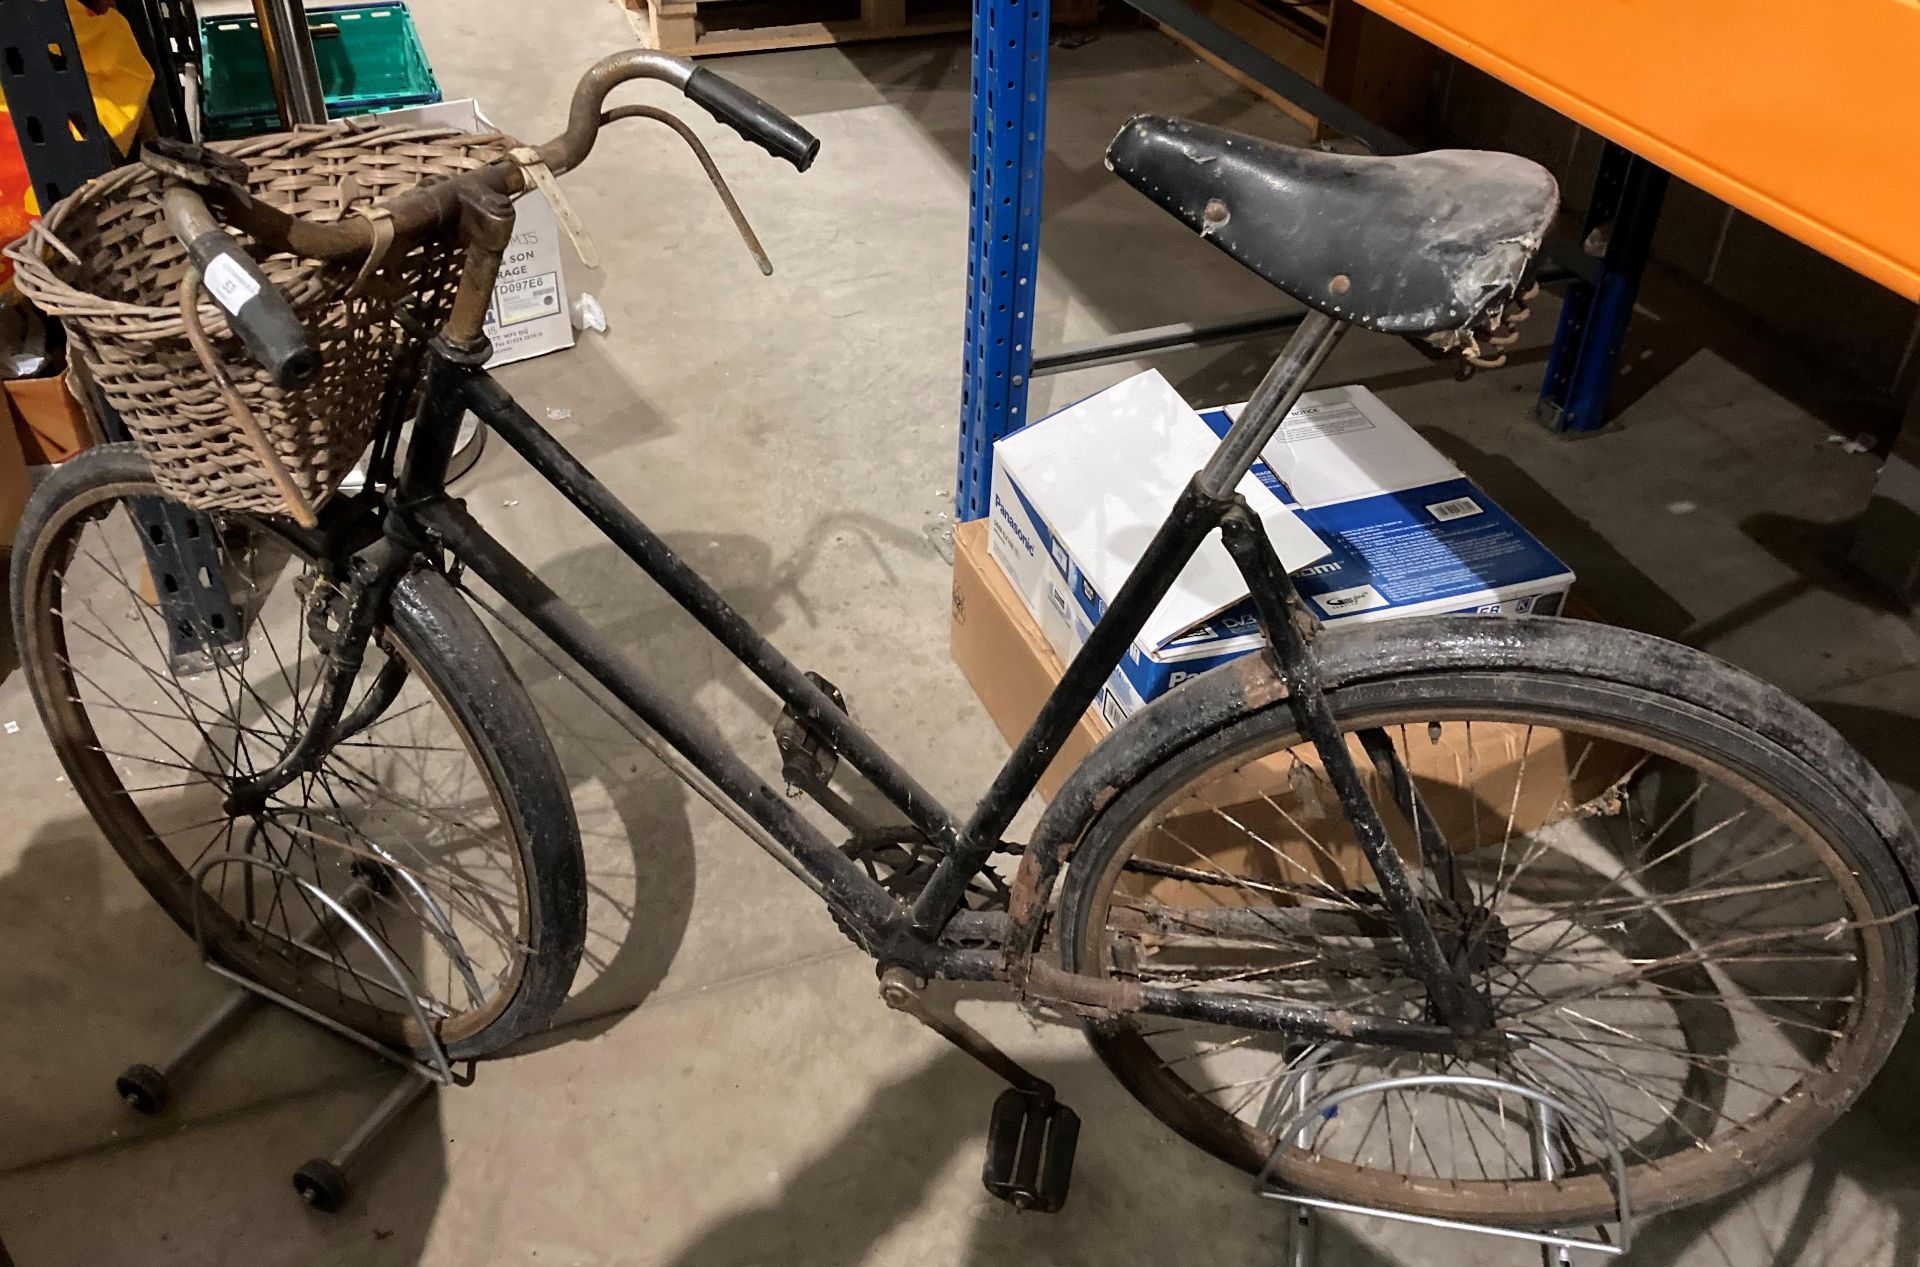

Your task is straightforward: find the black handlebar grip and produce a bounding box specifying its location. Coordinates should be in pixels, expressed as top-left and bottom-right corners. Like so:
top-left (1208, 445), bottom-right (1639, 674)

top-left (684, 66), bottom-right (820, 172)
top-left (181, 229), bottom-right (323, 389)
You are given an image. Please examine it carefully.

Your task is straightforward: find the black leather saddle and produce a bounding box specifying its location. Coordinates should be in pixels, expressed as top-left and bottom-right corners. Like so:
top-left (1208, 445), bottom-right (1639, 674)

top-left (1107, 116), bottom-right (1559, 339)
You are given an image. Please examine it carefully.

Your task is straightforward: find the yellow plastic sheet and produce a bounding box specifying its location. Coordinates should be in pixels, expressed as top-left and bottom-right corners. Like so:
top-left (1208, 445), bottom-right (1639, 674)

top-left (2, 2), bottom-right (154, 286)
top-left (68, 0), bottom-right (156, 154)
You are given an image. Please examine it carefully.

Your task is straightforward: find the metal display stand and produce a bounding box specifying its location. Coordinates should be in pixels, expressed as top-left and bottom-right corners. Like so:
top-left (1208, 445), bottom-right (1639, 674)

top-left (0, 0), bottom-right (122, 205)
top-left (114, 855), bottom-right (474, 1212)
top-left (955, 0), bottom-right (1053, 521)
top-left (1255, 1043), bottom-right (1635, 1266)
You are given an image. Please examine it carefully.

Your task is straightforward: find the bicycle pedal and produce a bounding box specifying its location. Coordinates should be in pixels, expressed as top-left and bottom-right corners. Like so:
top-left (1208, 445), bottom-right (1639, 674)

top-left (774, 671), bottom-right (848, 786)
top-left (982, 1088), bottom-right (1080, 1213)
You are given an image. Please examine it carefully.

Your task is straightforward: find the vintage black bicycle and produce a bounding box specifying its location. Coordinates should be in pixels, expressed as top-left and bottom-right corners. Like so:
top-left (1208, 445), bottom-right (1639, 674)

top-left (9, 50), bottom-right (1917, 1230)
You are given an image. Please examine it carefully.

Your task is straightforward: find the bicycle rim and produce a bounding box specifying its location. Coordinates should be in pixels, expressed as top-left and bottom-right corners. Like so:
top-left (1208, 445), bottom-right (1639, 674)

top-left (1059, 672), bottom-right (1915, 1226)
top-left (14, 455), bottom-right (560, 1053)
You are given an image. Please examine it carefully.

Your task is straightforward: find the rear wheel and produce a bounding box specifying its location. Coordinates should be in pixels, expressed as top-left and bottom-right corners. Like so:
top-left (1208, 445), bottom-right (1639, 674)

top-left (11, 445), bottom-right (585, 1059)
top-left (1057, 647), bottom-right (1917, 1226)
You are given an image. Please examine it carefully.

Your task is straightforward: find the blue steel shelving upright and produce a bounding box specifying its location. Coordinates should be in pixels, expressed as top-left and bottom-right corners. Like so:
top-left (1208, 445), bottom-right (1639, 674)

top-left (956, 0), bottom-right (1053, 523)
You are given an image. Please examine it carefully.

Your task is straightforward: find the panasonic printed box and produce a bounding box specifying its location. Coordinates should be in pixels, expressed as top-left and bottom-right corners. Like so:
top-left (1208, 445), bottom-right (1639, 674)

top-left (987, 371), bottom-right (1573, 722)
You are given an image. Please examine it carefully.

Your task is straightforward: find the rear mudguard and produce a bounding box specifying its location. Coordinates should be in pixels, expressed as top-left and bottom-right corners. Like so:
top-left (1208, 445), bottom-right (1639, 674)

top-left (997, 614), bottom-right (1920, 978)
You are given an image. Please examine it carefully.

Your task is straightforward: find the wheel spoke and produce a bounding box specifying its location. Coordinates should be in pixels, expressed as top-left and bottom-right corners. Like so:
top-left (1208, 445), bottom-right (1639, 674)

top-left (1076, 697), bottom-right (1900, 1222)
top-left (32, 479), bottom-right (540, 1053)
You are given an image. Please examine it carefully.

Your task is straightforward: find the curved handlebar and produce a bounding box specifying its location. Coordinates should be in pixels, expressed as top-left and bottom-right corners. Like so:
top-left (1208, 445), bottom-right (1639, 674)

top-left (165, 186), bottom-right (321, 389)
top-left (160, 51), bottom-right (817, 388)
top-left (189, 50), bottom-right (816, 264)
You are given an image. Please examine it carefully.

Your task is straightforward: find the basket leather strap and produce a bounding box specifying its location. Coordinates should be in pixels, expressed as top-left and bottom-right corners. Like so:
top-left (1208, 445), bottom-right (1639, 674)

top-left (509, 145), bottom-right (601, 270)
top-left (345, 204), bottom-right (398, 300)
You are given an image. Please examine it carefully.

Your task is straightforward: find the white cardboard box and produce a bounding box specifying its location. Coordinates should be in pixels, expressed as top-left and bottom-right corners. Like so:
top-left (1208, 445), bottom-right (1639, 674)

top-left (987, 371), bottom-right (1575, 724)
top-left (985, 371), bottom-right (1329, 661)
top-left (353, 99), bottom-right (574, 367)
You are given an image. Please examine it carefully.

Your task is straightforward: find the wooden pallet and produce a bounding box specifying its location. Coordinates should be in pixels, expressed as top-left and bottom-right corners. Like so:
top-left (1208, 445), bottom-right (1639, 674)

top-left (625, 0), bottom-right (1096, 59)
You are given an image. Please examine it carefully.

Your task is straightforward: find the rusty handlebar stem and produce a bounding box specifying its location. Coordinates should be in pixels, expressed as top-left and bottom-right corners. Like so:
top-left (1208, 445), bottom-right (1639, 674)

top-left (197, 49), bottom-right (696, 262)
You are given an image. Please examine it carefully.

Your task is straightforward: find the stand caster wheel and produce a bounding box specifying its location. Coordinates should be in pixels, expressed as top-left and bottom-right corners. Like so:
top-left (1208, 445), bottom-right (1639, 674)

top-left (115, 1063), bottom-right (170, 1115)
top-left (293, 1158), bottom-right (349, 1213)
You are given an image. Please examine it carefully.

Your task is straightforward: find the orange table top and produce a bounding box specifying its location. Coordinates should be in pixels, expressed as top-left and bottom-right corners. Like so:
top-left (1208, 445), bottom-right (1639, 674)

top-left (1359, 0), bottom-right (1920, 300)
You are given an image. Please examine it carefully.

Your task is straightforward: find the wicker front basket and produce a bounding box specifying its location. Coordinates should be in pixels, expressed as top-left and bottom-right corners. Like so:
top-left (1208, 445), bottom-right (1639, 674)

top-left (4, 122), bottom-right (514, 519)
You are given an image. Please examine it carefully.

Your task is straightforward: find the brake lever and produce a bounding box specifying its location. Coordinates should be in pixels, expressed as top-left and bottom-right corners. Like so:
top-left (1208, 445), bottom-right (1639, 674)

top-left (141, 138), bottom-right (252, 200)
top-left (601, 104), bottom-right (774, 276)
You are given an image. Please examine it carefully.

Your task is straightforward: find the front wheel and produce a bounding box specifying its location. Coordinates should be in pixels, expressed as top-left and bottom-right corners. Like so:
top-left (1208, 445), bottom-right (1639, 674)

top-left (1055, 619), bottom-right (1917, 1227)
top-left (11, 445), bottom-right (586, 1059)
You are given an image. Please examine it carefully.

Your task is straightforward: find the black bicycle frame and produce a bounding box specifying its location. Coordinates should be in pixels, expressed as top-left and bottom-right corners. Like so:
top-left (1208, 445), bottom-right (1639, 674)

top-left (354, 311), bottom-right (1468, 1056)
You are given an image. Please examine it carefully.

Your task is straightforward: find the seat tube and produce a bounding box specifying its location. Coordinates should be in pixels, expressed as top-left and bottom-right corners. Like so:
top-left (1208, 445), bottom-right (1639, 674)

top-left (1197, 310), bottom-right (1347, 497)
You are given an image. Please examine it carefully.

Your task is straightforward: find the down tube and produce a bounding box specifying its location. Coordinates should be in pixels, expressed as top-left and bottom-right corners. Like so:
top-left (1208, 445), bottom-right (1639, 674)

top-left (415, 499), bottom-right (905, 944)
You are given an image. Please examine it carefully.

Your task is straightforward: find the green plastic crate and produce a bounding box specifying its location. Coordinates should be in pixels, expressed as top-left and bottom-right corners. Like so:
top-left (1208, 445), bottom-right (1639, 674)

top-left (199, 3), bottom-right (440, 140)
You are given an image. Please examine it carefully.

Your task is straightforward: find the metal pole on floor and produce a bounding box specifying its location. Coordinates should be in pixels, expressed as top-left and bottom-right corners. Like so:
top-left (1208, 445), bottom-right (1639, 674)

top-left (956, 0), bottom-right (1054, 522)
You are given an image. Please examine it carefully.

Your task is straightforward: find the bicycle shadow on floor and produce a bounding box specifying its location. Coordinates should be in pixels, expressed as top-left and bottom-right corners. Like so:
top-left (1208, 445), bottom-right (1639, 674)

top-left (1612, 1015), bottom-right (1920, 1267)
top-left (0, 818), bottom-right (216, 1174)
top-left (467, 504), bottom-right (937, 1049)
top-left (647, 1043), bottom-right (1407, 1267)
top-left (647, 1026), bottom-right (1920, 1267)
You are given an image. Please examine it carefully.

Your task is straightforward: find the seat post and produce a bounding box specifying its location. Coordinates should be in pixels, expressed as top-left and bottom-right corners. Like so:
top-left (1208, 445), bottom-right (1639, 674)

top-left (1197, 309), bottom-right (1347, 498)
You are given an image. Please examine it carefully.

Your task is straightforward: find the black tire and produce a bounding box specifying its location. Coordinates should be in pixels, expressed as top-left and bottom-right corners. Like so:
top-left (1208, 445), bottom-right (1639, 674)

top-left (11, 445), bottom-right (585, 1059)
top-left (1053, 616), bottom-right (1918, 1227)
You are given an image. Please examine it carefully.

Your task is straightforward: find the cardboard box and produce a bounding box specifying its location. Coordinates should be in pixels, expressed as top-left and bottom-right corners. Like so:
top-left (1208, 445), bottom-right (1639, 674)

top-left (1130, 720), bottom-right (1635, 904)
top-left (0, 392), bottom-right (30, 548)
top-left (953, 518), bottom-right (1635, 896)
top-left (986, 369), bottom-right (1328, 690)
top-left (5, 369), bottom-right (94, 465)
top-left (362, 100), bottom-right (574, 368)
top-left (988, 371), bottom-right (1575, 720)
top-left (952, 519), bottom-right (1104, 801)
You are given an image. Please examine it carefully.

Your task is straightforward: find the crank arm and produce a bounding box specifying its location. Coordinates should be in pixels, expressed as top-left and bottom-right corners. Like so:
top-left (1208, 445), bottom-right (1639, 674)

top-left (881, 966), bottom-right (1080, 1212)
top-left (880, 967), bottom-right (1052, 1098)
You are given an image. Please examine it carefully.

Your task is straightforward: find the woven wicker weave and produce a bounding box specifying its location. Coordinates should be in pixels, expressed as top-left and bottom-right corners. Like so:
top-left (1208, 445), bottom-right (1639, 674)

top-left (5, 122), bottom-right (514, 519)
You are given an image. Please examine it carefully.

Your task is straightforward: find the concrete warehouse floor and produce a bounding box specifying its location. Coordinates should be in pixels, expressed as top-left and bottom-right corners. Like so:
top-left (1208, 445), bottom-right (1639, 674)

top-left (5, 3), bottom-right (1920, 1264)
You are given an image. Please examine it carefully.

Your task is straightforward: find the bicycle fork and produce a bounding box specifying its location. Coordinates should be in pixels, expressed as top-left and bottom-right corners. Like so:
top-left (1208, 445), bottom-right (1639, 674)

top-left (224, 540), bottom-right (414, 815)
